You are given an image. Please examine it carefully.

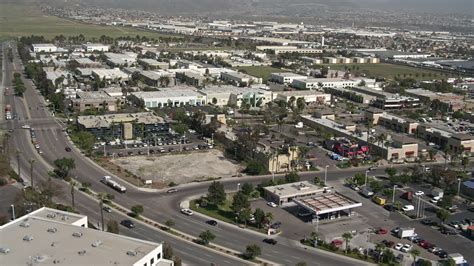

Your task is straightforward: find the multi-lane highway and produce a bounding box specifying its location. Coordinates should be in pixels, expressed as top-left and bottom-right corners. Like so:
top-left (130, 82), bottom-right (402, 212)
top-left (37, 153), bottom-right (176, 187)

top-left (2, 41), bottom-right (422, 265)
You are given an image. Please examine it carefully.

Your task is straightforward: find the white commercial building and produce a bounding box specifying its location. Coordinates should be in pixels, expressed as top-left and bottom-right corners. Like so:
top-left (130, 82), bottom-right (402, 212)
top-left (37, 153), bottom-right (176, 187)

top-left (276, 90), bottom-right (331, 105)
top-left (82, 43), bottom-right (110, 52)
top-left (132, 89), bottom-right (206, 108)
top-left (220, 71), bottom-right (263, 86)
top-left (269, 72), bottom-right (307, 84)
top-left (32, 44), bottom-right (57, 53)
top-left (292, 78), bottom-right (358, 90)
top-left (0, 207), bottom-right (173, 266)
top-left (92, 68), bottom-right (130, 81)
top-left (201, 85), bottom-right (273, 107)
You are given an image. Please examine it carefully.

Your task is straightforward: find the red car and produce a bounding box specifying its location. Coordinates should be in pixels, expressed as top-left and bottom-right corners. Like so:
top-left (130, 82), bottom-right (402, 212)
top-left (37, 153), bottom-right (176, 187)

top-left (377, 228), bottom-right (388, 234)
top-left (331, 239), bottom-right (343, 248)
top-left (419, 240), bottom-right (432, 249)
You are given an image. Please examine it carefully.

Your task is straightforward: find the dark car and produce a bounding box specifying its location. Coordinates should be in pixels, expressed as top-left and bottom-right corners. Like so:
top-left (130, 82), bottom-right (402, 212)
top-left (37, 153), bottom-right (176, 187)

top-left (149, 149), bottom-right (155, 154)
top-left (138, 151), bottom-right (144, 155)
top-left (65, 146), bottom-right (72, 152)
top-left (421, 219), bottom-right (435, 225)
top-left (263, 238), bottom-right (277, 245)
top-left (120, 219), bottom-right (135, 228)
top-left (384, 205), bottom-right (395, 212)
top-left (438, 250), bottom-right (448, 259)
top-left (128, 151), bottom-right (134, 156)
top-left (103, 206), bottom-right (112, 213)
top-left (270, 221), bottom-right (282, 229)
top-left (206, 220), bottom-right (218, 226)
top-left (118, 152), bottom-right (124, 157)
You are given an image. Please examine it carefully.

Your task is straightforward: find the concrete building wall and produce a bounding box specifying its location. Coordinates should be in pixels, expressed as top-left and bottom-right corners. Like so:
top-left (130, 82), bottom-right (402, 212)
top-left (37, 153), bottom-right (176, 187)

top-left (123, 123), bottom-right (133, 140)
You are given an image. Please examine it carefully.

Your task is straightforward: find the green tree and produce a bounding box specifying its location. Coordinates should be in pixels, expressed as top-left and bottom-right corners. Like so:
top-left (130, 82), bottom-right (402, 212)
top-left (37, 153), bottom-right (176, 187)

top-left (436, 208), bottom-right (450, 224)
top-left (238, 207), bottom-right (253, 225)
top-left (163, 241), bottom-right (174, 259)
top-left (385, 167), bottom-right (397, 178)
top-left (71, 131), bottom-right (96, 154)
top-left (231, 191), bottom-right (250, 213)
top-left (285, 172), bottom-right (300, 183)
top-left (207, 181), bottom-right (226, 206)
top-left (296, 97), bottom-right (306, 112)
top-left (106, 220), bottom-right (119, 234)
top-left (410, 249), bottom-right (420, 264)
top-left (369, 180), bottom-right (382, 193)
top-left (245, 160), bottom-right (266, 175)
top-left (243, 244), bottom-right (261, 260)
top-left (172, 123), bottom-right (189, 135)
top-left (198, 230), bottom-right (216, 245)
top-left (253, 208), bottom-right (266, 228)
top-left (165, 219), bottom-right (175, 229)
top-left (53, 157), bottom-right (75, 179)
top-left (341, 232), bottom-right (353, 252)
top-left (131, 205), bottom-right (144, 217)
top-left (241, 183), bottom-right (254, 196)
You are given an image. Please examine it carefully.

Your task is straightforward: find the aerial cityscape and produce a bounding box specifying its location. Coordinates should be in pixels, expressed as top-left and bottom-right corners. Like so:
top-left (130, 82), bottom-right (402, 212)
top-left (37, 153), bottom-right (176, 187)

top-left (0, 0), bottom-right (473, 265)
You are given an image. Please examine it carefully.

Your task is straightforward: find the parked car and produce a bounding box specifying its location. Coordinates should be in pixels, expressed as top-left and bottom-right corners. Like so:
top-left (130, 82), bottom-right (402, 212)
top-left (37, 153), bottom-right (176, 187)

top-left (206, 220), bottom-right (218, 226)
top-left (402, 205), bottom-right (415, 212)
top-left (415, 191), bottom-right (425, 196)
top-left (401, 244), bottom-right (413, 252)
top-left (180, 208), bottom-right (193, 216)
top-left (438, 250), bottom-right (448, 258)
top-left (65, 146), bottom-right (72, 152)
top-left (377, 228), bottom-right (388, 235)
top-left (271, 222), bottom-right (282, 229)
top-left (103, 206), bottom-right (112, 213)
top-left (263, 238), bottom-right (277, 245)
top-left (394, 254), bottom-right (404, 263)
top-left (382, 240), bottom-right (395, 248)
top-left (267, 201), bottom-right (278, 208)
top-left (394, 243), bottom-right (403, 250)
top-left (120, 219), bottom-right (135, 228)
top-left (421, 219), bottom-right (435, 225)
top-left (166, 188), bottom-right (178, 193)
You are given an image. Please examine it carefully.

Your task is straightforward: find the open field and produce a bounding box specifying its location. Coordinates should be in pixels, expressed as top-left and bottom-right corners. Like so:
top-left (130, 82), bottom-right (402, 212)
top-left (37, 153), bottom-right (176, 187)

top-left (236, 66), bottom-right (283, 81)
top-left (111, 149), bottom-right (241, 185)
top-left (324, 63), bottom-right (454, 80)
top-left (0, 4), bottom-right (180, 40)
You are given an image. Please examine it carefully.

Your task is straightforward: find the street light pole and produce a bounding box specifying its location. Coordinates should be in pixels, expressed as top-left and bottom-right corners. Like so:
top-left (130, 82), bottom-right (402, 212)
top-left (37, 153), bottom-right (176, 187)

top-left (237, 183), bottom-right (241, 191)
top-left (324, 165), bottom-right (329, 186)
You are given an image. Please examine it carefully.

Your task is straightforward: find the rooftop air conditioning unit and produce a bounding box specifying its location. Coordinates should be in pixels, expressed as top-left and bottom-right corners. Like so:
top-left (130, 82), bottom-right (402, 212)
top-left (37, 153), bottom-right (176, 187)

top-left (126, 251), bottom-right (138, 256)
top-left (0, 248), bottom-right (10, 254)
top-left (23, 235), bottom-right (34, 242)
top-left (47, 228), bottom-right (58, 233)
top-left (91, 241), bottom-right (103, 247)
top-left (19, 222), bottom-right (30, 228)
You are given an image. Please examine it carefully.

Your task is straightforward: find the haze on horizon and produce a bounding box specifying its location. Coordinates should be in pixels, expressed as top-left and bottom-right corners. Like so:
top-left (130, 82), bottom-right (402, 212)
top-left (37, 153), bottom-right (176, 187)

top-left (34, 0), bottom-right (474, 15)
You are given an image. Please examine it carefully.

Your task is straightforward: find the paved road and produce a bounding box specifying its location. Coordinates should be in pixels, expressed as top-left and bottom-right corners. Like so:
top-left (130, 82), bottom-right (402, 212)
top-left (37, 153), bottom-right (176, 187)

top-left (2, 42), bottom-right (248, 266)
top-left (5, 41), bottom-right (464, 265)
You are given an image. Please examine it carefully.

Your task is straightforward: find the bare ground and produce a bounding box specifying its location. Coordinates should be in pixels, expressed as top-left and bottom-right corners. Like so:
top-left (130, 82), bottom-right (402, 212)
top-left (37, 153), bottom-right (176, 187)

top-left (110, 149), bottom-right (242, 185)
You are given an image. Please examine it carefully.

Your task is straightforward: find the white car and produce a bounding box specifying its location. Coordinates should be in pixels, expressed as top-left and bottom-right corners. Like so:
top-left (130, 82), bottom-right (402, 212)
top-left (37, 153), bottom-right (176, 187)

top-left (34, 144), bottom-right (40, 149)
top-left (267, 202), bottom-right (278, 208)
top-left (430, 198), bottom-right (439, 204)
top-left (394, 243), bottom-right (403, 251)
top-left (401, 244), bottom-right (413, 252)
top-left (414, 191), bottom-right (424, 196)
top-left (21, 125), bottom-right (31, 129)
top-left (180, 208), bottom-right (193, 216)
top-left (402, 205), bottom-right (415, 212)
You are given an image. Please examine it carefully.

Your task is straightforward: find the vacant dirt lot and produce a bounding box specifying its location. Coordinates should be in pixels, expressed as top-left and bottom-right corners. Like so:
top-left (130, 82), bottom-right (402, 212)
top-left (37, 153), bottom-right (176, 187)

top-left (111, 149), bottom-right (241, 185)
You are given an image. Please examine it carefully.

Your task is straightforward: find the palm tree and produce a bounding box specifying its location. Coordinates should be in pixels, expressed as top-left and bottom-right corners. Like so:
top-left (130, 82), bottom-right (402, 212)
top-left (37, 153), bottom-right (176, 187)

top-left (341, 232), bottom-right (352, 253)
top-left (410, 249), bottom-right (420, 264)
top-left (428, 149), bottom-right (438, 161)
top-left (443, 146), bottom-right (452, 169)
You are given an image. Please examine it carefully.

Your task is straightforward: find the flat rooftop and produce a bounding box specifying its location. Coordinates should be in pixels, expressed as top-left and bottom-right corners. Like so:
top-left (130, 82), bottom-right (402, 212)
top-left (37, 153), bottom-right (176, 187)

top-left (75, 91), bottom-right (116, 101)
top-left (271, 72), bottom-right (307, 77)
top-left (30, 208), bottom-right (86, 225)
top-left (132, 88), bottom-right (204, 99)
top-left (294, 192), bottom-right (362, 215)
top-left (77, 112), bottom-right (165, 129)
top-left (277, 90), bottom-right (329, 97)
top-left (201, 85), bottom-right (268, 95)
top-left (0, 216), bottom-right (159, 265)
top-left (264, 181), bottom-right (324, 198)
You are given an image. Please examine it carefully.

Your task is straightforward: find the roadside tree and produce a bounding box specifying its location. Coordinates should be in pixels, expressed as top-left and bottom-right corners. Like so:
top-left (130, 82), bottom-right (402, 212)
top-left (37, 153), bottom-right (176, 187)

top-left (207, 181), bottom-right (226, 206)
top-left (198, 230), bottom-right (216, 245)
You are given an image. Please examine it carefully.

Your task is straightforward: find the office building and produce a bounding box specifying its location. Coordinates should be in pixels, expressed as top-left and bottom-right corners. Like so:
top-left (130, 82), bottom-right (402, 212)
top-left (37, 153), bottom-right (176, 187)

top-left (77, 112), bottom-right (169, 140)
top-left (220, 71), bottom-right (262, 86)
top-left (82, 43), bottom-right (109, 52)
top-left (71, 91), bottom-right (122, 112)
top-left (201, 85), bottom-right (272, 107)
top-left (32, 44), bottom-right (57, 53)
top-left (269, 73), bottom-right (307, 85)
top-left (0, 207), bottom-right (173, 266)
top-left (131, 89), bottom-right (206, 108)
top-left (275, 90), bottom-right (331, 105)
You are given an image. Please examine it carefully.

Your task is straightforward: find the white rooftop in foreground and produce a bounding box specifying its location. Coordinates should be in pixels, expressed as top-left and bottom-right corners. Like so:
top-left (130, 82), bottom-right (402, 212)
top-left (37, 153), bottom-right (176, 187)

top-left (0, 207), bottom-right (172, 266)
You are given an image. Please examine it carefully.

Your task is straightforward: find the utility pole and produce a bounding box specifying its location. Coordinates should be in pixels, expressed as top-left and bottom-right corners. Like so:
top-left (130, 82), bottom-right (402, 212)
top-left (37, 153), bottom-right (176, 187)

top-left (29, 159), bottom-right (35, 188)
top-left (365, 170), bottom-right (369, 187)
top-left (457, 178), bottom-right (462, 196)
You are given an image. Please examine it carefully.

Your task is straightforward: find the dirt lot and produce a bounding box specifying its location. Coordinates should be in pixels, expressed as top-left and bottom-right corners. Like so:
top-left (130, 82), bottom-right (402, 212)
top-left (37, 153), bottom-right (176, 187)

top-left (111, 149), bottom-right (242, 185)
